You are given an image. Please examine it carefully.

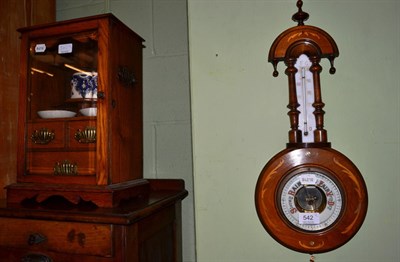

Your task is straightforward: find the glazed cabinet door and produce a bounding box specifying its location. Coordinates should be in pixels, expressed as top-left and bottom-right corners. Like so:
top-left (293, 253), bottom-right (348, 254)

top-left (18, 26), bottom-right (100, 185)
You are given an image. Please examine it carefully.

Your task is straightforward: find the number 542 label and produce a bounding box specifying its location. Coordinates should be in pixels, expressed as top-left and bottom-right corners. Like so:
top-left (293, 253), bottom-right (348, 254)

top-left (299, 213), bottom-right (320, 225)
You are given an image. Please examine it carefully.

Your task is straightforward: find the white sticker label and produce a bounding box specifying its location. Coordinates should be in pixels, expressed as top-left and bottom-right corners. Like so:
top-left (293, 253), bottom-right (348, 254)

top-left (300, 174), bottom-right (317, 185)
top-left (58, 43), bottom-right (73, 54)
top-left (299, 212), bottom-right (320, 225)
top-left (35, 44), bottom-right (46, 53)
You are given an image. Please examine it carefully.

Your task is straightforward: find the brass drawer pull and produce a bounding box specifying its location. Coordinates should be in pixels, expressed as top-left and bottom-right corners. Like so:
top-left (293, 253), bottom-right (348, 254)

top-left (28, 233), bottom-right (47, 245)
top-left (21, 253), bottom-right (53, 262)
top-left (31, 128), bottom-right (55, 144)
top-left (74, 126), bottom-right (96, 143)
top-left (54, 160), bottom-right (78, 176)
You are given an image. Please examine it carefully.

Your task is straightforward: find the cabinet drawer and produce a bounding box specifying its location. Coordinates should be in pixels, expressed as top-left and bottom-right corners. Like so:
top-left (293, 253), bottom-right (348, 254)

top-left (68, 120), bottom-right (96, 149)
top-left (27, 151), bottom-right (96, 176)
top-left (0, 217), bottom-right (113, 257)
top-left (28, 121), bottom-right (66, 149)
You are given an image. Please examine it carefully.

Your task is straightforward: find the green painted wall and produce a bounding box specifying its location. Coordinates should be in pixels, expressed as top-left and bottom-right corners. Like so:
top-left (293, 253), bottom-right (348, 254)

top-left (189, 1), bottom-right (399, 261)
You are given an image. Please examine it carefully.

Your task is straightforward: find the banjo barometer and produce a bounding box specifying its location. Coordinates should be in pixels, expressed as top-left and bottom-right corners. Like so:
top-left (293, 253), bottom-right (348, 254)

top-left (255, 0), bottom-right (368, 255)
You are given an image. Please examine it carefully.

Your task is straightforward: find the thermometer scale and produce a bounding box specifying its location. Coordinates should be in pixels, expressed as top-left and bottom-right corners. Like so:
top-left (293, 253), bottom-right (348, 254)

top-left (295, 54), bottom-right (315, 142)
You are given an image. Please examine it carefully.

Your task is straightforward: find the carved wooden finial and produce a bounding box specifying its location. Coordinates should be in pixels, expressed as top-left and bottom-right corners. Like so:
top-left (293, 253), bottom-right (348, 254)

top-left (292, 0), bottom-right (309, 26)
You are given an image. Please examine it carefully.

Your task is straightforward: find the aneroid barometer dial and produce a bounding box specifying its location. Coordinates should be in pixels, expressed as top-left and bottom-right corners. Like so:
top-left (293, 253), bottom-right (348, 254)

top-left (255, 0), bottom-right (368, 255)
top-left (279, 169), bottom-right (342, 232)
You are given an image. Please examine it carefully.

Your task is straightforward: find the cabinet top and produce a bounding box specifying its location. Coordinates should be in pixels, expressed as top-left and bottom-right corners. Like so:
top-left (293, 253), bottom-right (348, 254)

top-left (18, 13), bottom-right (144, 42)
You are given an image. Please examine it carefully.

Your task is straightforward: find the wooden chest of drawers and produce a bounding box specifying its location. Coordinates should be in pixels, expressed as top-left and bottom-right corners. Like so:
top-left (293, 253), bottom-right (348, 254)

top-left (0, 218), bottom-right (113, 258)
top-left (0, 179), bottom-right (187, 262)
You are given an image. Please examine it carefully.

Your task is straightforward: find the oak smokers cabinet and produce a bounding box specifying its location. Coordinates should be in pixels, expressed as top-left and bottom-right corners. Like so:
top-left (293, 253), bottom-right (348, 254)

top-left (7, 14), bottom-right (146, 207)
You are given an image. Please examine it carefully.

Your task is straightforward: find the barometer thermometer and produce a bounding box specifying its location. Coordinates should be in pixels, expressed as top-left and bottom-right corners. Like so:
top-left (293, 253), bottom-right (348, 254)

top-left (255, 0), bottom-right (368, 255)
top-left (295, 54), bottom-right (315, 143)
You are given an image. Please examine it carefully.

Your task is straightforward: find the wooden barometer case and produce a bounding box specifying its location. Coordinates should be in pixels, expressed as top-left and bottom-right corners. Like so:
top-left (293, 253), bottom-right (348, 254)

top-left (255, 1), bottom-right (368, 254)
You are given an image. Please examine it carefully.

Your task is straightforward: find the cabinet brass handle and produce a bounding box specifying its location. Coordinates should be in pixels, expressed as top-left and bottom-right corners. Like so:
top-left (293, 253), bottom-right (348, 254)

top-left (28, 233), bottom-right (47, 245)
top-left (21, 253), bottom-right (53, 262)
top-left (54, 160), bottom-right (78, 176)
top-left (74, 126), bottom-right (96, 143)
top-left (31, 128), bottom-right (55, 144)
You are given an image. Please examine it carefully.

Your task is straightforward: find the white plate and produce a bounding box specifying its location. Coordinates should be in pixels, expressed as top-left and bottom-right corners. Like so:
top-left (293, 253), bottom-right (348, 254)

top-left (37, 110), bottom-right (77, 119)
top-left (80, 107), bottom-right (97, 116)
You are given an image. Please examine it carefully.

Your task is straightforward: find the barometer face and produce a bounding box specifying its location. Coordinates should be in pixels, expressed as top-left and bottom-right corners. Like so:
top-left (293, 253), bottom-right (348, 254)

top-left (279, 169), bottom-right (343, 232)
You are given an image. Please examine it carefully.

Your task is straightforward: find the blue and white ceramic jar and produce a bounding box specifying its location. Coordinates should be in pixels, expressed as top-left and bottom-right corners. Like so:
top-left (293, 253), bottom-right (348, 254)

top-left (91, 72), bottom-right (98, 98)
top-left (70, 72), bottom-right (98, 99)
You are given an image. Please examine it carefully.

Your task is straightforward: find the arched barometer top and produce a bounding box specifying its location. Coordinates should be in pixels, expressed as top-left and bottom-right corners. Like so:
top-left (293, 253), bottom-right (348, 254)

top-left (268, 0), bottom-right (339, 77)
